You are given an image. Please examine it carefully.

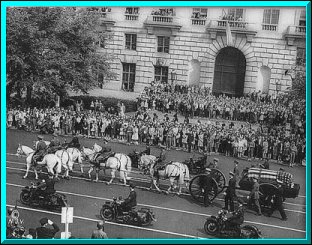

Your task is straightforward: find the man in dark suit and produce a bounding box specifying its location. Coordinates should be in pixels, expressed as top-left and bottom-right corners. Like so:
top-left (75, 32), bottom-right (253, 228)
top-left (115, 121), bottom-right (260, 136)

top-left (224, 172), bottom-right (237, 212)
top-left (36, 218), bottom-right (59, 239)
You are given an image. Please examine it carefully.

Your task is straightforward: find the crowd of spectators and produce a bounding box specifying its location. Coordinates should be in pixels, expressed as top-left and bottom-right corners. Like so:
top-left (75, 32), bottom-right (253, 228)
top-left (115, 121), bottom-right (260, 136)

top-left (7, 82), bottom-right (306, 167)
top-left (137, 82), bottom-right (305, 128)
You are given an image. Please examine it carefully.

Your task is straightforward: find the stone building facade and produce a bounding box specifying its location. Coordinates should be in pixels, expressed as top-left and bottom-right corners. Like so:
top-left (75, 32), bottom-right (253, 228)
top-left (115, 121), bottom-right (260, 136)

top-left (91, 6), bottom-right (306, 96)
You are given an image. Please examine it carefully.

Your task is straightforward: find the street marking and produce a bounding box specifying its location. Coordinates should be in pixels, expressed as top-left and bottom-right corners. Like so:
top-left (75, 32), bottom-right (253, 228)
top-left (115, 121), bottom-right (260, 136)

top-left (6, 182), bottom-right (306, 233)
top-left (6, 204), bottom-right (206, 239)
top-left (6, 161), bottom-right (307, 207)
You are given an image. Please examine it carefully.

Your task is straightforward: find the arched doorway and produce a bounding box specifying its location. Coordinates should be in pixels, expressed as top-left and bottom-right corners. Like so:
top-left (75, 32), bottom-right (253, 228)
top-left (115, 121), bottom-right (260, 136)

top-left (256, 66), bottom-right (271, 94)
top-left (188, 59), bottom-right (200, 86)
top-left (212, 47), bottom-right (246, 96)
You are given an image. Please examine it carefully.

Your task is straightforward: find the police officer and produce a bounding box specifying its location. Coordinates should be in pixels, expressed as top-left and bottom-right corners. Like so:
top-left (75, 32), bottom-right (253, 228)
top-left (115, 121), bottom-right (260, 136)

top-left (267, 183), bottom-right (287, 221)
top-left (32, 135), bottom-right (47, 167)
top-left (225, 199), bottom-right (245, 234)
top-left (248, 176), bottom-right (262, 216)
top-left (36, 173), bottom-right (57, 204)
top-left (224, 172), bottom-right (237, 212)
top-left (121, 183), bottom-right (137, 212)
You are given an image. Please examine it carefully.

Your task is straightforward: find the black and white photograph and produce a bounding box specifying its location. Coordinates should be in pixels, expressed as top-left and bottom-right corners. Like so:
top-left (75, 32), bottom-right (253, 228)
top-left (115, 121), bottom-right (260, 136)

top-left (3, 1), bottom-right (309, 242)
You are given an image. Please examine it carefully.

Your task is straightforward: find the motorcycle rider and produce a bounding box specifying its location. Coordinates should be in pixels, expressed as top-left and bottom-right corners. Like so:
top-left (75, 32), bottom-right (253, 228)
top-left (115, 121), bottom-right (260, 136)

top-left (120, 183), bottom-right (137, 213)
top-left (224, 172), bottom-right (237, 212)
top-left (34, 173), bottom-right (57, 204)
top-left (224, 199), bottom-right (245, 235)
top-left (32, 135), bottom-right (47, 167)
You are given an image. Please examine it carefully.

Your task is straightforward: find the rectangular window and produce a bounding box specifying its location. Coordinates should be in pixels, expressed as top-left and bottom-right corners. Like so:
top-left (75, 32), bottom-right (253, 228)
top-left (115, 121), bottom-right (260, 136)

top-left (152, 8), bottom-right (175, 16)
top-left (299, 10), bottom-right (306, 26)
top-left (125, 7), bottom-right (139, 14)
top-left (262, 9), bottom-right (280, 31)
top-left (228, 8), bottom-right (244, 20)
top-left (122, 63), bottom-right (136, 92)
top-left (154, 66), bottom-right (168, 83)
top-left (192, 8), bottom-right (208, 19)
top-left (87, 7), bottom-right (111, 17)
top-left (296, 48), bottom-right (306, 66)
top-left (157, 36), bottom-right (170, 53)
top-left (125, 34), bottom-right (137, 50)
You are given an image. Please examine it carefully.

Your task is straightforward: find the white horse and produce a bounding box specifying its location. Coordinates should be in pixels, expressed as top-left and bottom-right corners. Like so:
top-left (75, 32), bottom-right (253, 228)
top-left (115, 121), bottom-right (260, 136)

top-left (82, 147), bottom-right (132, 185)
top-left (149, 162), bottom-right (190, 195)
top-left (54, 149), bottom-right (71, 179)
top-left (16, 144), bottom-right (61, 180)
top-left (139, 154), bottom-right (157, 173)
top-left (66, 147), bottom-right (84, 174)
top-left (35, 140), bottom-right (84, 174)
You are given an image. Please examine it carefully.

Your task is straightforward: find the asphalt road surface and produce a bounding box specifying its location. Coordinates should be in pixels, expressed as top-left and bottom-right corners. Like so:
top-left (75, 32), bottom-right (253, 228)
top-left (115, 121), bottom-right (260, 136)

top-left (5, 129), bottom-right (306, 239)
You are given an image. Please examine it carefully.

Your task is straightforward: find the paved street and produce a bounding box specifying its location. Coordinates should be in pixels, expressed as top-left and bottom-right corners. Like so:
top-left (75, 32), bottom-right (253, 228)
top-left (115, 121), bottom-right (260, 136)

top-left (5, 129), bottom-right (306, 239)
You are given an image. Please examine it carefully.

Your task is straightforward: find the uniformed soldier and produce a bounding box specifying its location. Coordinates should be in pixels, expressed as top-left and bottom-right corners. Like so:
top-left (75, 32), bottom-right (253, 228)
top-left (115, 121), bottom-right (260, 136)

top-left (248, 176), bottom-right (262, 216)
top-left (267, 183), bottom-right (287, 221)
top-left (207, 158), bottom-right (219, 169)
top-left (233, 160), bottom-right (240, 180)
top-left (224, 172), bottom-right (237, 212)
top-left (32, 135), bottom-right (47, 167)
top-left (155, 148), bottom-right (167, 169)
top-left (65, 136), bottom-right (81, 149)
top-left (47, 133), bottom-right (61, 154)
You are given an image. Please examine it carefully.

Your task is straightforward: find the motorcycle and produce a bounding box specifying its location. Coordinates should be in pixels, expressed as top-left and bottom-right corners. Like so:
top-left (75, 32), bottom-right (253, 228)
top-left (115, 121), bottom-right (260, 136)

top-left (20, 182), bottom-right (67, 211)
top-left (100, 197), bottom-right (156, 226)
top-left (204, 209), bottom-right (262, 238)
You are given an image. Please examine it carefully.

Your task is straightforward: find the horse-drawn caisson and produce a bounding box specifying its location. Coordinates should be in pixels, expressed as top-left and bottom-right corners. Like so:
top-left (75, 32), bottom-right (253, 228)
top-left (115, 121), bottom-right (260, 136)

top-left (238, 167), bottom-right (300, 210)
top-left (188, 166), bottom-right (300, 209)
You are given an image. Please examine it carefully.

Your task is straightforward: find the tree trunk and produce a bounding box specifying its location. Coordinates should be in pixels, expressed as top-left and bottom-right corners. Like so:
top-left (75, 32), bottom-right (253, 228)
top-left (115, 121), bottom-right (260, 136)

top-left (26, 85), bottom-right (32, 105)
